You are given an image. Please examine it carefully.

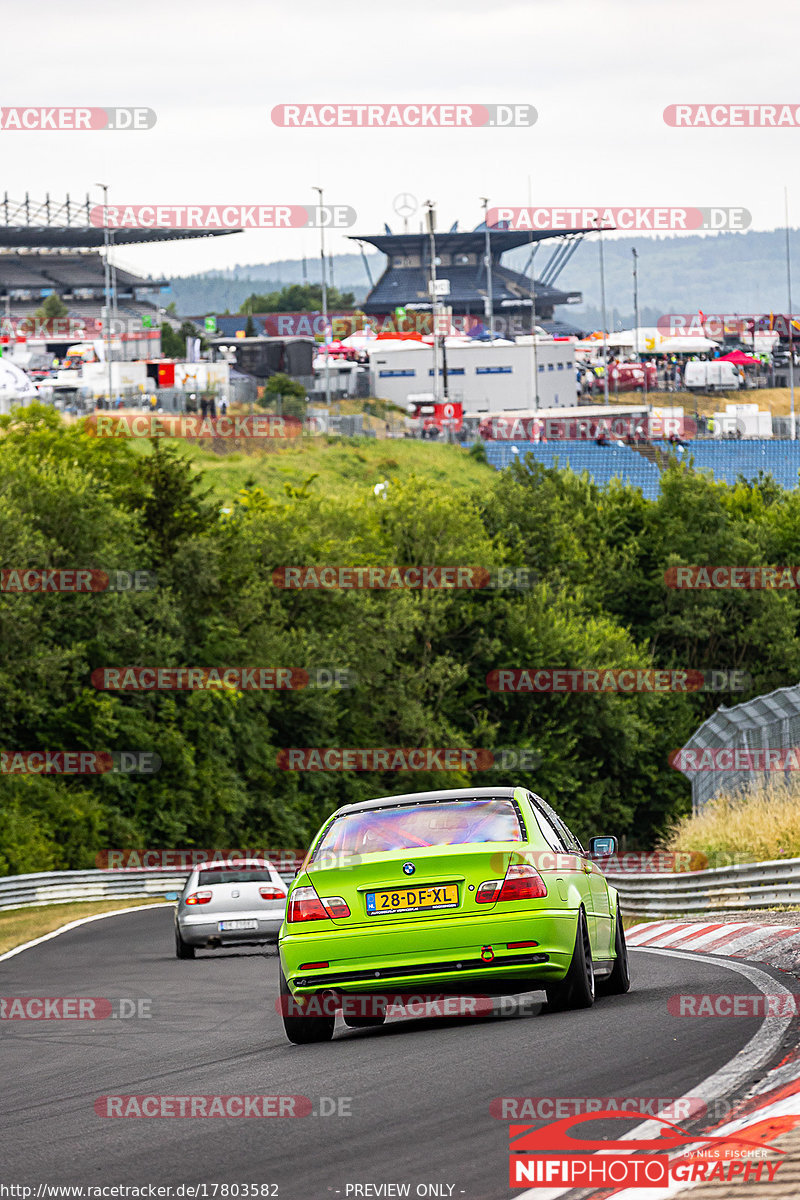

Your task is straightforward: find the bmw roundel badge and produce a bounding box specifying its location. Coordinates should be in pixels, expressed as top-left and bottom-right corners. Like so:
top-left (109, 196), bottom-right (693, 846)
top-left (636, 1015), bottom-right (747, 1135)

top-left (402, 862), bottom-right (415, 875)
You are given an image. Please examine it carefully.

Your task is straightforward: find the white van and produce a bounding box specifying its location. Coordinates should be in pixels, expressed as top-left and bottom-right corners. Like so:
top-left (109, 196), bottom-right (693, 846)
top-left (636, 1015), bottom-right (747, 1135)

top-left (683, 361), bottom-right (741, 391)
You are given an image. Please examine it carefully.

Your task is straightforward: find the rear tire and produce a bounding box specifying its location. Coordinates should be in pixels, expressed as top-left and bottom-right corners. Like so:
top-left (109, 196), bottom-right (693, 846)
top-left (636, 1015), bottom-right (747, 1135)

top-left (598, 912), bottom-right (631, 995)
top-left (279, 968), bottom-right (335, 1044)
top-left (175, 928), bottom-right (195, 959)
top-left (545, 910), bottom-right (595, 1011)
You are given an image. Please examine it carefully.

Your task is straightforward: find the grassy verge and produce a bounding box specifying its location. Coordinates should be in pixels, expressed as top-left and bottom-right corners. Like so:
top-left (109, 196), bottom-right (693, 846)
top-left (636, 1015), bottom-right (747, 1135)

top-left (660, 778), bottom-right (800, 864)
top-left (129, 434), bottom-right (491, 504)
top-left (0, 898), bottom-right (170, 956)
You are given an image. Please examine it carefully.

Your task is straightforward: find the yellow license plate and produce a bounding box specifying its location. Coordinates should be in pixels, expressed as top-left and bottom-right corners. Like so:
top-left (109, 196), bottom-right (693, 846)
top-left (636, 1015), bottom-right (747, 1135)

top-left (366, 883), bottom-right (458, 914)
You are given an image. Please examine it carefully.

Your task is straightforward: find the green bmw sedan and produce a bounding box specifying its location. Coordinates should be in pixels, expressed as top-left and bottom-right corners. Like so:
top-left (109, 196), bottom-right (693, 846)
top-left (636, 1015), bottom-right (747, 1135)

top-left (278, 786), bottom-right (630, 1043)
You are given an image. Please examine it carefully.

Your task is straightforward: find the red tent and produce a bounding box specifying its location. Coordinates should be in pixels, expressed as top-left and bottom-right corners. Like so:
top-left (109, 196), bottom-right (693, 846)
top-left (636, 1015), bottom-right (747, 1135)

top-left (717, 350), bottom-right (760, 365)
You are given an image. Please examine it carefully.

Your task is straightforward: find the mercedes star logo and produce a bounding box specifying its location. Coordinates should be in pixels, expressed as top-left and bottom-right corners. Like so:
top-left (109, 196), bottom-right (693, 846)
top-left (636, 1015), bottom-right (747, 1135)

top-left (393, 193), bottom-right (418, 219)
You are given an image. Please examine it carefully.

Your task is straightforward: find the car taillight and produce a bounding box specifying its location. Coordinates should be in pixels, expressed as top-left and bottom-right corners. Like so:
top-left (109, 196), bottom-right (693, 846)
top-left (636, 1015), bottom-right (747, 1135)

top-left (476, 879), bottom-right (503, 904)
top-left (286, 885), bottom-right (328, 923)
top-left (498, 864), bottom-right (548, 900)
top-left (259, 887), bottom-right (285, 900)
top-left (185, 890), bottom-right (212, 905)
top-left (476, 865), bottom-right (547, 903)
top-left (320, 896), bottom-right (350, 919)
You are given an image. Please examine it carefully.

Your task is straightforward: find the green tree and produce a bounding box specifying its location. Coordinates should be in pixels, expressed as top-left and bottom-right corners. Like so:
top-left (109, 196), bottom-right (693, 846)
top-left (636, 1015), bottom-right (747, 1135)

top-left (33, 292), bottom-right (69, 323)
top-left (262, 373), bottom-right (307, 419)
top-left (160, 322), bottom-right (182, 357)
top-left (240, 284), bottom-right (355, 313)
top-left (160, 321), bottom-right (208, 358)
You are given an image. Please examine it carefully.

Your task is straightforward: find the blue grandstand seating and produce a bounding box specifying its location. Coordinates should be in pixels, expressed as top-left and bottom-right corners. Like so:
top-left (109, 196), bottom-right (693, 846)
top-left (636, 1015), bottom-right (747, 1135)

top-left (484, 440), bottom-right (662, 500)
top-left (483, 439), bottom-right (800, 497)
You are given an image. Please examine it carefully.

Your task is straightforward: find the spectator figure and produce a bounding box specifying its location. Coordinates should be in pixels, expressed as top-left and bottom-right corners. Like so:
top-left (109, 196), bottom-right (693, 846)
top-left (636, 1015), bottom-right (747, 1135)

top-left (221, 401), bottom-right (228, 416)
top-left (200, 397), bottom-right (209, 419)
top-left (209, 396), bottom-right (217, 418)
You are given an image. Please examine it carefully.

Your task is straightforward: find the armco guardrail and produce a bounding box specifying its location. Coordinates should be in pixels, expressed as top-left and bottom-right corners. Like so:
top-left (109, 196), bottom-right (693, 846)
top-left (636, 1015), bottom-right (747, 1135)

top-left (2, 858), bottom-right (799, 917)
top-left (608, 856), bottom-right (800, 918)
top-left (0, 866), bottom-right (298, 912)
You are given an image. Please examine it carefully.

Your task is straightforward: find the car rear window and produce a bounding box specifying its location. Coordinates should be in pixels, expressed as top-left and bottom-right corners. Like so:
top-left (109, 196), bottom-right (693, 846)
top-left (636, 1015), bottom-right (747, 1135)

top-left (312, 798), bottom-right (523, 859)
top-left (197, 869), bottom-right (276, 885)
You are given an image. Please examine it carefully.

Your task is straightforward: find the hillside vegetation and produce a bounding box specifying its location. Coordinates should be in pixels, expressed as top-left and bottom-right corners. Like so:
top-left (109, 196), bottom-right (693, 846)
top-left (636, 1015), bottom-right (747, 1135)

top-left (4, 404), bottom-right (800, 873)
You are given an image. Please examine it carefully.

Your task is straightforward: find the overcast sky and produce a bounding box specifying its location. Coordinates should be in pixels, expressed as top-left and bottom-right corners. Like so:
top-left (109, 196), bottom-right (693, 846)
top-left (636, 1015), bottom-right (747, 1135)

top-left (4, 0), bottom-right (799, 281)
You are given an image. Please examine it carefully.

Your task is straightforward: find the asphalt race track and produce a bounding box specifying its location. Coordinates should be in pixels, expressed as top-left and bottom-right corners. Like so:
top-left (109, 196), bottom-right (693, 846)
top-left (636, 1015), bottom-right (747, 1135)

top-left (0, 907), bottom-right (785, 1199)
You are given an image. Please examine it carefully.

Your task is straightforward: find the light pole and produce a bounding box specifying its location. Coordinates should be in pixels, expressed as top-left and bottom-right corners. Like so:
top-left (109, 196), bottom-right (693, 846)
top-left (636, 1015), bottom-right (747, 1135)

top-left (96, 183), bottom-right (114, 408)
top-left (481, 197), bottom-right (494, 339)
top-left (313, 186), bottom-right (331, 409)
top-left (527, 177), bottom-right (539, 409)
top-left (632, 246), bottom-right (646, 398)
top-left (425, 201), bottom-right (441, 404)
top-left (595, 218), bottom-right (610, 405)
top-left (785, 187), bottom-right (795, 440)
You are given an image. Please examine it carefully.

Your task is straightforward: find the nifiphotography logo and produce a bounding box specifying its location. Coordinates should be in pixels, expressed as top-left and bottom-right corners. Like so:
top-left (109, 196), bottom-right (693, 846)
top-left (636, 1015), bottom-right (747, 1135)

top-left (507, 1109), bottom-right (790, 1188)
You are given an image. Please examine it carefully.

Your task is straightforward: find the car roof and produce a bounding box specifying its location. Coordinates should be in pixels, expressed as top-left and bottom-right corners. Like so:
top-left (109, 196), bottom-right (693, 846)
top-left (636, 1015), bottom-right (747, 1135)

top-left (333, 786), bottom-right (525, 817)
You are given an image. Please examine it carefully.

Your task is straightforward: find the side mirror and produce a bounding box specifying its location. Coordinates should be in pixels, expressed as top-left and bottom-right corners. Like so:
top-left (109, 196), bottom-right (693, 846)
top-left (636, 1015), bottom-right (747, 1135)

top-left (588, 836), bottom-right (617, 857)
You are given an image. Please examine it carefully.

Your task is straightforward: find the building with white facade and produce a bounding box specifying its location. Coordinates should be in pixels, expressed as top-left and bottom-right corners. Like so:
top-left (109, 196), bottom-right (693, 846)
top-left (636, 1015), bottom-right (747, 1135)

top-left (368, 338), bottom-right (576, 414)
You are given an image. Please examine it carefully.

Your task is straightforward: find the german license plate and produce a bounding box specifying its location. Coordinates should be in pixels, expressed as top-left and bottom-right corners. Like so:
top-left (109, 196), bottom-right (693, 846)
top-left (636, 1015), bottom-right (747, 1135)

top-left (219, 919), bottom-right (258, 931)
top-left (366, 884), bottom-right (458, 915)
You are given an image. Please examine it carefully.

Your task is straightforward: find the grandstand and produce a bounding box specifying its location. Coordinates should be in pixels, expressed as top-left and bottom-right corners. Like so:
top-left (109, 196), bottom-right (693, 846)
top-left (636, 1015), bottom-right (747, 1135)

top-left (661, 440), bottom-right (800, 491)
top-left (350, 222), bottom-right (588, 333)
top-left (484, 440), bottom-right (662, 499)
top-left (0, 194), bottom-right (238, 356)
top-left (483, 439), bottom-right (800, 496)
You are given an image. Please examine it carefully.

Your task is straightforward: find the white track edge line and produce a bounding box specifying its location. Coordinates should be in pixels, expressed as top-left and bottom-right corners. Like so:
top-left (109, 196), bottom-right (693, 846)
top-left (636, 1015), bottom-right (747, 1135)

top-left (0, 902), bottom-right (174, 963)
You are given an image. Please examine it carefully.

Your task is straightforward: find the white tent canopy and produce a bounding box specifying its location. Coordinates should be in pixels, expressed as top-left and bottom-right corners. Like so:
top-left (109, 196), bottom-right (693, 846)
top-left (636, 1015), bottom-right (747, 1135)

top-left (0, 358), bottom-right (37, 413)
top-left (577, 327), bottom-right (721, 356)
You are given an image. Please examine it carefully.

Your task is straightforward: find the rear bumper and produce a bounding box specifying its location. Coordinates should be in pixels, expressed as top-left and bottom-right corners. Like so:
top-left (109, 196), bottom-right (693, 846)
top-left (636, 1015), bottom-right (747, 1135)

top-left (177, 910), bottom-right (283, 946)
top-left (279, 908), bottom-right (578, 995)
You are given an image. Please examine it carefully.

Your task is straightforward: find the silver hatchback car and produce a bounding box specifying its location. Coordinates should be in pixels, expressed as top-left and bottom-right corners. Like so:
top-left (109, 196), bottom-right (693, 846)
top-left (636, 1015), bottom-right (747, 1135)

top-left (175, 859), bottom-right (288, 958)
